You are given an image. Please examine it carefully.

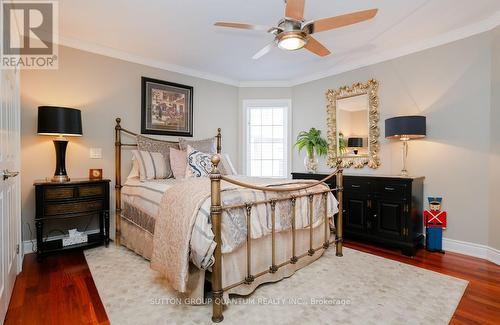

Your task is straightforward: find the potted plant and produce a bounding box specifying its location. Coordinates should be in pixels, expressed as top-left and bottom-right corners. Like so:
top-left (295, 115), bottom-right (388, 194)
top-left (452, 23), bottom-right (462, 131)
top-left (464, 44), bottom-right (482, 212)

top-left (295, 128), bottom-right (328, 173)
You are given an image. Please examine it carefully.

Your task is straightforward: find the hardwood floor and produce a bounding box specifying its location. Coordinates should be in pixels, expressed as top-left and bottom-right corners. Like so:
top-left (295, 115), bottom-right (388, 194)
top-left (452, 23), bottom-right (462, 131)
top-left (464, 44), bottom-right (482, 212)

top-left (4, 243), bottom-right (499, 325)
top-left (4, 252), bottom-right (109, 325)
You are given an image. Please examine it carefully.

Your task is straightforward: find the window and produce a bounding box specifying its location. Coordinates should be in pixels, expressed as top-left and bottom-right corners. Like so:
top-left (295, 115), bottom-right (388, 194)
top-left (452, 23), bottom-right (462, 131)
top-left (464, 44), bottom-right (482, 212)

top-left (242, 99), bottom-right (291, 178)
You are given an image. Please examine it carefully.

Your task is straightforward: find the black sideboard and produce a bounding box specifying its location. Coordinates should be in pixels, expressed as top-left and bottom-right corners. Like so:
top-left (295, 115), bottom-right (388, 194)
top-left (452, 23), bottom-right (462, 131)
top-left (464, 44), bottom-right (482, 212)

top-left (292, 172), bottom-right (425, 256)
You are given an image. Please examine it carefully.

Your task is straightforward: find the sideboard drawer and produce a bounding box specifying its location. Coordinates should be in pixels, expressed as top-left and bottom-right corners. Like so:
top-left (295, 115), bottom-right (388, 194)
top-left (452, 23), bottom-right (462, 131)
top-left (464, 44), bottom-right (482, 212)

top-left (344, 179), bottom-right (369, 193)
top-left (44, 187), bottom-right (75, 200)
top-left (78, 185), bottom-right (105, 198)
top-left (374, 182), bottom-right (407, 198)
top-left (44, 199), bottom-right (104, 216)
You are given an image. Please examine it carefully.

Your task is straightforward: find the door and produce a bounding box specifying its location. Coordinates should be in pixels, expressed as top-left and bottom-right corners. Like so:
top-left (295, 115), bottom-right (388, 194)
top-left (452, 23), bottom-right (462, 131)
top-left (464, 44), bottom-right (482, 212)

top-left (373, 198), bottom-right (405, 240)
top-left (343, 194), bottom-right (367, 232)
top-left (0, 63), bottom-right (22, 321)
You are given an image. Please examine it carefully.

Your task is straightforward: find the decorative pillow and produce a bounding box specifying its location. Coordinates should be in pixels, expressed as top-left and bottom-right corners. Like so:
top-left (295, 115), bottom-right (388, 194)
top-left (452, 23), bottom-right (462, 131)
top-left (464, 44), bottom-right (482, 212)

top-left (169, 147), bottom-right (187, 179)
top-left (126, 156), bottom-right (140, 179)
top-left (132, 150), bottom-right (168, 181)
top-left (178, 137), bottom-right (216, 154)
top-left (185, 145), bottom-right (213, 178)
top-left (219, 154), bottom-right (237, 175)
top-left (137, 135), bottom-right (178, 178)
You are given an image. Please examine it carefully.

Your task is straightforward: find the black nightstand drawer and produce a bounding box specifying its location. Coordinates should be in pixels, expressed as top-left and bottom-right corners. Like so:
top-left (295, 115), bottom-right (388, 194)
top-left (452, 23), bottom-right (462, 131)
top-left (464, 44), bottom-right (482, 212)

top-left (44, 199), bottom-right (104, 216)
top-left (78, 185), bottom-right (105, 198)
top-left (44, 186), bottom-right (75, 200)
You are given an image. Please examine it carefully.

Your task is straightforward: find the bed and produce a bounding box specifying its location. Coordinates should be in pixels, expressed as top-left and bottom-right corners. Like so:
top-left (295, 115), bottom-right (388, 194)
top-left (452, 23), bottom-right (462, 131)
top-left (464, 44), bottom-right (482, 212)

top-left (114, 118), bottom-right (344, 322)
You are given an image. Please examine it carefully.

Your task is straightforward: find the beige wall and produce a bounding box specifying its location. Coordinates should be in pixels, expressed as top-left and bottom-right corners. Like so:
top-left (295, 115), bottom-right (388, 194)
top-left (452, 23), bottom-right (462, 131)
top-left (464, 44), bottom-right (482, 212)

top-left (292, 33), bottom-right (492, 246)
top-left (489, 27), bottom-right (500, 250)
top-left (21, 33), bottom-right (499, 249)
top-left (21, 45), bottom-right (238, 240)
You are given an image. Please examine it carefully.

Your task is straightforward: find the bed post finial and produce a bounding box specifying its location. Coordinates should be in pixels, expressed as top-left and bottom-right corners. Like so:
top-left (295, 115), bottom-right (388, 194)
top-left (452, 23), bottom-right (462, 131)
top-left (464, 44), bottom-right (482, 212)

top-left (210, 153), bottom-right (224, 322)
top-left (335, 158), bottom-right (343, 257)
top-left (216, 128), bottom-right (222, 154)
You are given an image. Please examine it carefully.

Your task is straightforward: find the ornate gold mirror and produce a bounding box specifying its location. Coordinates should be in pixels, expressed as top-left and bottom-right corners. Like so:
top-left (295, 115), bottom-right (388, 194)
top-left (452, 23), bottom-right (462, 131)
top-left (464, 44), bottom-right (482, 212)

top-left (326, 79), bottom-right (380, 169)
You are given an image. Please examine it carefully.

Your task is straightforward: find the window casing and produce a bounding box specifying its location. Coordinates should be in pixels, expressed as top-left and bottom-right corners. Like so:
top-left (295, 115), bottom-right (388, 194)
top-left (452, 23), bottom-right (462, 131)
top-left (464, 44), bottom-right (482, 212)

top-left (242, 99), bottom-right (291, 178)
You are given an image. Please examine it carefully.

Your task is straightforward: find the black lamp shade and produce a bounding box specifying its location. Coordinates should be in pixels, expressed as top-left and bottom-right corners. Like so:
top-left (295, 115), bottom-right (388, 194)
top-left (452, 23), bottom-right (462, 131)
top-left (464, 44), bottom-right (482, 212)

top-left (347, 137), bottom-right (364, 147)
top-left (385, 115), bottom-right (426, 140)
top-left (38, 106), bottom-right (82, 136)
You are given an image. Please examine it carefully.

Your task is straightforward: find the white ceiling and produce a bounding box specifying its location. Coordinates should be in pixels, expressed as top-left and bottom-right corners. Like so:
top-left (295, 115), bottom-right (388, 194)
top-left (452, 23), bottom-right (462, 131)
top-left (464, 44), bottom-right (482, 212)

top-left (58, 0), bottom-right (500, 86)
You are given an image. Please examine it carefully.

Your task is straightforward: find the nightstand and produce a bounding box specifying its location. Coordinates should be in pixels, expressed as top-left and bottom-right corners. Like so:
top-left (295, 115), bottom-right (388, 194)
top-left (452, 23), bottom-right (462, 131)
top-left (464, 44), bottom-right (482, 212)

top-left (34, 179), bottom-right (110, 259)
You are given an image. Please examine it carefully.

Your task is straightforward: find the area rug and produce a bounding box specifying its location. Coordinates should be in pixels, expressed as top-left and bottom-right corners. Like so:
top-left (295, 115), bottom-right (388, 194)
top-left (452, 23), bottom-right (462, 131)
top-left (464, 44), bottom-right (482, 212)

top-left (85, 245), bottom-right (467, 325)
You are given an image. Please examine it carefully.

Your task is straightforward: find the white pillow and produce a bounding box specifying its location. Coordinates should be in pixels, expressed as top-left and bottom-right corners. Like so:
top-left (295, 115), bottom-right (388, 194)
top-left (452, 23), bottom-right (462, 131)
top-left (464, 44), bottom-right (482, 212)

top-left (132, 150), bottom-right (168, 181)
top-left (126, 156), bottom-right (140, 179)
top-left (185, 145), bottom-right (213, 178)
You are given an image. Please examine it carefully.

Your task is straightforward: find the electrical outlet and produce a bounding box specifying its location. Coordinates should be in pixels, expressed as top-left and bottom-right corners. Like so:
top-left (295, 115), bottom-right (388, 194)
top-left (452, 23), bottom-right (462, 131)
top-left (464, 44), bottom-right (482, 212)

top-left (90, 148), bottom-right (102, 159)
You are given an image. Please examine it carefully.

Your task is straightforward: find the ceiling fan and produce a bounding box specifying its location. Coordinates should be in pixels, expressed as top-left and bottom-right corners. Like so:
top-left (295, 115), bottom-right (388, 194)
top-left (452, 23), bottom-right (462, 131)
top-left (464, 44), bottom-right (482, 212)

top-left (214, 0), bottom-right (378, 59)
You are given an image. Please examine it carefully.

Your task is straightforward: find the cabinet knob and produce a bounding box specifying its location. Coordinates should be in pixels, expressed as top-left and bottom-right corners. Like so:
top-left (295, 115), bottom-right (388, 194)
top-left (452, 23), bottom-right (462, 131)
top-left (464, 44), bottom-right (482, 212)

top-left (373, 214), bottom-right (378, 218)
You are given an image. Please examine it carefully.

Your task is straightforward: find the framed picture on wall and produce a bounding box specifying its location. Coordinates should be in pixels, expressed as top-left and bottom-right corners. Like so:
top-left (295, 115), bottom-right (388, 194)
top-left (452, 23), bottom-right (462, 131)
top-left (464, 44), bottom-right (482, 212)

top-left (141, 77), bottom-right (193, 137)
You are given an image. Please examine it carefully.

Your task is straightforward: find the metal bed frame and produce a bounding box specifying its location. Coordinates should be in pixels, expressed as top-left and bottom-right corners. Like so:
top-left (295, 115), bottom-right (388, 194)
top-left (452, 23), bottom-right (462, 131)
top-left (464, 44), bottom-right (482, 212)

top-left (114, 117), bottom-right (343, 322)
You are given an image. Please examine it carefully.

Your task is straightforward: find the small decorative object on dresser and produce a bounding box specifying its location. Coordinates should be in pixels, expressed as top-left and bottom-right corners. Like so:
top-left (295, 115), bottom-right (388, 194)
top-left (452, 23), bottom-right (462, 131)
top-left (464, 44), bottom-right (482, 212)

top-left (141, 77), bottom-right (193, 137)
top-left (37, 106), bottom-right (83, 182)
top-left (385, 115), bottom-right (426, 176)
top-left (34, 178), bottom-right (110, 260)
top-left (292, 172), bottom-right (424, 256)
top-left (294, 127), bottom-right (328, 173)
top-left (89, 168), bottom-right (103, 180)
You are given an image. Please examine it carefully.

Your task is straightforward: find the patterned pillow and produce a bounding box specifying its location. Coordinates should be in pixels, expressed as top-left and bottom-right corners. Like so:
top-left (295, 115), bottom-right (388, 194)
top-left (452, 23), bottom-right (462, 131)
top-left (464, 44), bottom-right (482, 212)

top-left (185, 146), bottom-right (213, 178)
top-left (132, 150), bottom-right (168, 181)
top-left (137, 135), bottom-right (178, 178)
top-left (178, 137), bottom-right (216, 154)
top-left (169, 147), bottom-right (187, 179)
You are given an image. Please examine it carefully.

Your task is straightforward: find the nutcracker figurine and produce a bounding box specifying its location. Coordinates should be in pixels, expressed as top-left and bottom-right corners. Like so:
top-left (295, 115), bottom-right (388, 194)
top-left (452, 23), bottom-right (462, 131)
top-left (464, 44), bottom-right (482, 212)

top-left (424, 197), bottom-right (447, 253)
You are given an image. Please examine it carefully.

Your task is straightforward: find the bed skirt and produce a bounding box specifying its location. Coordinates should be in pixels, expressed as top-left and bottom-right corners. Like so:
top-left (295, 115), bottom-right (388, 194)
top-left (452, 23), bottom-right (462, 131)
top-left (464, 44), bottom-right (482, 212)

top-left (120, 213), bottom-right (327, 302)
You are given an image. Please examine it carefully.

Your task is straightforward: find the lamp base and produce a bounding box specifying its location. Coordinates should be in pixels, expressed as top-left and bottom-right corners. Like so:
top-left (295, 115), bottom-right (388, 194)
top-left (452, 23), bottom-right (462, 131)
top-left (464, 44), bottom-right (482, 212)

top-left (52, 139), bottom-right (70, 182)
top-left (51, 175), bottom-right (70, 183)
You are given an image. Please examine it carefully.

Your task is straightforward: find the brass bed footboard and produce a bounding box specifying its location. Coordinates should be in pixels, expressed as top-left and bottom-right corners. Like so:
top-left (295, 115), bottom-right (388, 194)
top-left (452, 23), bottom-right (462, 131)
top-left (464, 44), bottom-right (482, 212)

top-left (114, 118), bottom-right (343, 323)
top-left (209, 156), bottom-right (343, 323)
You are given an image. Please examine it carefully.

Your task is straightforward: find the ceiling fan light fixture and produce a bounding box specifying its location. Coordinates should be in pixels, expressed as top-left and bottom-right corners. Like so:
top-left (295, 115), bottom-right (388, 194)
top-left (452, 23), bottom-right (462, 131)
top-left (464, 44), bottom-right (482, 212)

top-left (277, 33), bottom-right (307, 51)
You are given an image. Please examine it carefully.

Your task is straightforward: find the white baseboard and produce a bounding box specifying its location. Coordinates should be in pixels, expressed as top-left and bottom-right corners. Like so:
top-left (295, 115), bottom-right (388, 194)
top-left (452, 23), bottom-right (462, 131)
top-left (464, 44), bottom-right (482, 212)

top-left (23, 229), bottom-right (101, 254)
top-left (443, 237), bottom-right (500, 265)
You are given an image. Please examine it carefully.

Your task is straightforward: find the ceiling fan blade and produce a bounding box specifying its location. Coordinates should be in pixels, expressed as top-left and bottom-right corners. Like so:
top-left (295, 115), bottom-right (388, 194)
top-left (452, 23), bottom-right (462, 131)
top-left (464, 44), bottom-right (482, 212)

top-left (304, 36), bottom-right (331, 57)
top-left (252, 42), bottom-right (274, 60)
top-left (214, 22), bottom-right (271, 32)
top-left (285, 0), bottom-right (305, 21)
top-left (309, 9), bottom-right (378, 33)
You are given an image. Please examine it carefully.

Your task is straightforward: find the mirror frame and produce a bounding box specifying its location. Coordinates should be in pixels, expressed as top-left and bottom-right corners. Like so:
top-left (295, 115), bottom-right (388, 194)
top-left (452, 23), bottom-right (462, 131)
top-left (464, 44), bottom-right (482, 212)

top-left (326, 79), bottom-right (381, 169)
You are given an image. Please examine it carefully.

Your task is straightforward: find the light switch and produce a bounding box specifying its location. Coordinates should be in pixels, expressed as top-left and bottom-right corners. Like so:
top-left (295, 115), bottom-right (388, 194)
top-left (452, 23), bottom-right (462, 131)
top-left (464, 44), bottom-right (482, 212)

top-left (90, 148), bottom-right (102, 159)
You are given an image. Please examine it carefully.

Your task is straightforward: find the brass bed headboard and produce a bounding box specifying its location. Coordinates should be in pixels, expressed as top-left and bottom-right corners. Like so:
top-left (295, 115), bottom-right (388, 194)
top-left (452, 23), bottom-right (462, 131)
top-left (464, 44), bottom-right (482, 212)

top-left (114, 117), bottom-right (343, 323)
top-left (114, 117), bottom-right (221, 246)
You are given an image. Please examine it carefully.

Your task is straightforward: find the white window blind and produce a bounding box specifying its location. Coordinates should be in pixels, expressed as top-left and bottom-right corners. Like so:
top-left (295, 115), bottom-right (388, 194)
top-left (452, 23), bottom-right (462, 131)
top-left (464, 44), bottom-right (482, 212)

top-left (243, 100), bottom-right (290, 178)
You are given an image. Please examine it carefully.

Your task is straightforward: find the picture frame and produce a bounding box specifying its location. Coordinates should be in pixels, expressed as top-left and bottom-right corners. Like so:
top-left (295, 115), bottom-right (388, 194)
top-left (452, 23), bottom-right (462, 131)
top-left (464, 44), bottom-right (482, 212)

top-left (89, 169), bottom-right (103, 180)
top-left (141, 77), bottom-right (194, 137)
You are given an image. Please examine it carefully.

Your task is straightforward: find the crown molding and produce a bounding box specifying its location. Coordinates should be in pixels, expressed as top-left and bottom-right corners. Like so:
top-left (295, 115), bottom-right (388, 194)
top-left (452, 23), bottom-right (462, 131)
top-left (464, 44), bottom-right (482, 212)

top-left (56, 35), bottom-right (240, 87)
top-left (55, 10), bottom-right (500, 88)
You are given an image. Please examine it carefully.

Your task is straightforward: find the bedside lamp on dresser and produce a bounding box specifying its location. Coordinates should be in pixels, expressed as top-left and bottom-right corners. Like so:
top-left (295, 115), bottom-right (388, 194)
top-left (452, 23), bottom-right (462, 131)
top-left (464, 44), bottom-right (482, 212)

top-left (385, 115), bottom-right (426, 176)
top-left (37, 106), bottom-right (82, 182)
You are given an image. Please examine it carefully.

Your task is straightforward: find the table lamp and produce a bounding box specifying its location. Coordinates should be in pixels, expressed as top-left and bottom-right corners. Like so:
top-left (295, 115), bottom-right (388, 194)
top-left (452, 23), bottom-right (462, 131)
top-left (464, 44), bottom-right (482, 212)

top-left (385, 115), bottom-right (426, 176)
top-left (38, 106), bottom-right (82, 182)
top-left (347, 137), bottom-right (363, 155)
